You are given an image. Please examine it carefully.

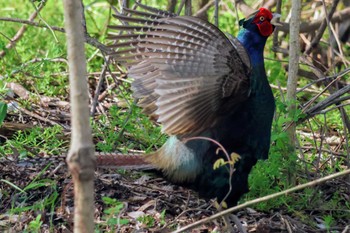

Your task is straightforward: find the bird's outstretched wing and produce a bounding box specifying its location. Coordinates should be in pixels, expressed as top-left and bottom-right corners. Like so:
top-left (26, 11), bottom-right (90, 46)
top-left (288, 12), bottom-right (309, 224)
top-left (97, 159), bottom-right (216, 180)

top-left (108, 2), bottom-right (251, 136)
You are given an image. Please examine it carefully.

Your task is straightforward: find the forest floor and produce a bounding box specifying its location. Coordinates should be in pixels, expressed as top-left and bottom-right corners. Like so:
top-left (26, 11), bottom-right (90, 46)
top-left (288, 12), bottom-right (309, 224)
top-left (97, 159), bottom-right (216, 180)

top-left (1, 1), bottom-right (350, 232)
top-left (0, 78), bottom-right (349, 232)
top-left (2, 157), bottom-right (349, 233)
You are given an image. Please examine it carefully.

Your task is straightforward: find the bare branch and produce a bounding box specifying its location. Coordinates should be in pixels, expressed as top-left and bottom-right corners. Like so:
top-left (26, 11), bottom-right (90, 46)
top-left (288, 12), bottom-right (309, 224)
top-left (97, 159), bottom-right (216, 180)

top-left (62, 0), bottom-right (95, 232)
top-left (177, 0), bottom-right (186, 15)
top-left (234, 0), bottom-right (350, 34)
top-left (0, 2), bottom-right (46, 57)
top-left (185, 0), bottom-right (192, 16)
top-left (0, 17), bottom-right (109, 53)
top-left (173, 169), bottom-right (350, 233)
top-left (302, 85), bottom-right (350, 121)
top-left (214, 0), bottom-right (219, 26)
top-left (286, 0), bottom-right (301, 145)
top-left (304, 0), bottom-right (340, 54)
top-left (281, 8), bottom-right (350, 33)
top-left (194, 0), bottom-right (212, 20)
top-left (167, 0), bottom-right (177, 13)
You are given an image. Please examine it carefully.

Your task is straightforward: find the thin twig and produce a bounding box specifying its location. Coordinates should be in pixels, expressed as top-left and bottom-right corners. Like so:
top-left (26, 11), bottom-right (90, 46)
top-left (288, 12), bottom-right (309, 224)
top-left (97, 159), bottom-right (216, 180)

top-left (185, 0), bottom-right (192, 16)
top-left (31, 1), bottom-right (59, 42)
top-left (297, 67), bottom-right (350, 93)
top-left (304, 0), bottom-right (340, 54)
top-left (318, 100), bottom-right (350, 114)
top-left (0, 1), bottom-right (46, 57)
top-left (167, 0), bottom-right (177, 13)
top-left (173, 169), bottom-right (350, 233)
top-left (235, 1), bottom-right (350, 33)
top-left (0, 17), bottom-right (65, 32)
top-left (272, 0), bottom-right (282, 50)
top-left (0, 17), bottom-right (109, 53)
top-left (16, 104), bottom-right (69, 129)
top-left (182, 136), bottom-right (235, 207)
top-left (214, 0), bottom-right (219, 27)
top-left (302, 84), bottom-right (350, 119)
top-left (91, 56), bottom-right (110, 116)
top-left (177, 0), bottom-right (186, 15)
top-left (300, 146), bottom-right (347, 158)
top-left (194, 0), bottom-right (214, 18)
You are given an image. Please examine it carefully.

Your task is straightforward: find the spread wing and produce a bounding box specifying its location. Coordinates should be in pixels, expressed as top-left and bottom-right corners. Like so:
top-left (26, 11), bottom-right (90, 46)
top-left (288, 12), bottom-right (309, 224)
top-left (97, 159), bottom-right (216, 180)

top-left (108, 3), bottom-right (251, 136)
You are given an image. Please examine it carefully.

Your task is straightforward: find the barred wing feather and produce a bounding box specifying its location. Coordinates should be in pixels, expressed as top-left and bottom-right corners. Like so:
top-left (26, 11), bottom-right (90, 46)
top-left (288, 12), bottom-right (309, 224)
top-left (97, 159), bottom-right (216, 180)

top-left (108, 4), bottom-right (251, 136)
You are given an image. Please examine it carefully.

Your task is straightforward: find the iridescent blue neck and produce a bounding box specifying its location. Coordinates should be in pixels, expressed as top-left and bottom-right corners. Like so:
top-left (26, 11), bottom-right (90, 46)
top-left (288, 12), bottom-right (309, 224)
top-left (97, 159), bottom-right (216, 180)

top-left (237, 28), bottom-right (267, 67)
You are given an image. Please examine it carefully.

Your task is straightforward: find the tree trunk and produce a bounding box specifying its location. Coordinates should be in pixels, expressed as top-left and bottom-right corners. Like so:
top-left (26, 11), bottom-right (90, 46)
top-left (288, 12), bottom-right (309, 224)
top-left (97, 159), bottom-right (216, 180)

top-left (194, 0), bottom-right (209, 21)
top-left (62, 0), bottom-right (96, 232)
top-left (185, 0), bottom-right (192, 16)
top-left (167, 0), bottom-right (177, 13)
top-left (286, 0), bottom-right (301, 146)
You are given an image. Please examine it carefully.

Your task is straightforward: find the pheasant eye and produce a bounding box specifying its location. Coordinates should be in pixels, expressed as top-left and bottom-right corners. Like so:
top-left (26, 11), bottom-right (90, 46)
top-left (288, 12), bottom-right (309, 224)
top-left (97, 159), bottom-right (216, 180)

top-left (259, 16), bottom-right (265, 21)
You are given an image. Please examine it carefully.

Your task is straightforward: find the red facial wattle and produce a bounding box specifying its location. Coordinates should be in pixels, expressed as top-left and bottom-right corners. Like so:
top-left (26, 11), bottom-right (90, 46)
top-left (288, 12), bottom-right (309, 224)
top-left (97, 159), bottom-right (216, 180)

top-left (252, 8), bottom-right (274, 37)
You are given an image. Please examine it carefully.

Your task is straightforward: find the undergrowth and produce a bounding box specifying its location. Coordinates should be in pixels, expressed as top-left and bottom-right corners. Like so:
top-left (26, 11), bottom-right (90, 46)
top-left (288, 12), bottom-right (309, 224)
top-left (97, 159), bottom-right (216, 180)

top-left (0, 0), bottom-right (349, 231)
top-left (246, 98), bottom-right (350, 223)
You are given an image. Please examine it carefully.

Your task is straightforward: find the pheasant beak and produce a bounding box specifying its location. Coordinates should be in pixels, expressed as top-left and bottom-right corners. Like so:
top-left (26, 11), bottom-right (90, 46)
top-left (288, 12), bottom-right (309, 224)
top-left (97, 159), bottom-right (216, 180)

top-left (271, 13), bottom-right (282, 26)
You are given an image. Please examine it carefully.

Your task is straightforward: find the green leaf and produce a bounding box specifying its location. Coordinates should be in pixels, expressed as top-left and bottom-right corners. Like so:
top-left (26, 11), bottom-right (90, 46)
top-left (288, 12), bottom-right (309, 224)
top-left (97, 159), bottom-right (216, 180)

top-left (160, 209), bottom-right (166, 225)
top-left (230, 152), bottom-right (241, 165)
top-left (118, 219), bottom-right (129, 225)
top-left (213, 158), bottom-right (226, 170)
top-left (107, 217), bottom-right (129, 226)
top-left (102, 196), bottom-right (118, 205)
top-left (0, 102), bottom-right (7, 125)
top-left (0, 179), bottom-right (26, 193)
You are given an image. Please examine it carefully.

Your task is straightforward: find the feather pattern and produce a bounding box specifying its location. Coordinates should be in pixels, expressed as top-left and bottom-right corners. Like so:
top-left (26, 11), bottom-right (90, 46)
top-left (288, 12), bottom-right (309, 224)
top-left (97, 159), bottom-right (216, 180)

top-left (106, 3), bottom-right (277, 207)
top-left (108, 4), bottom-right (251, 136)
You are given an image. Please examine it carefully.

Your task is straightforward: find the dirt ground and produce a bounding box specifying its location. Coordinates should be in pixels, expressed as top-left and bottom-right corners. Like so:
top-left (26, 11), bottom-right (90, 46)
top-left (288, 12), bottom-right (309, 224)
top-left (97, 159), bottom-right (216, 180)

top-left (1, 156), bottom-right (349, 233)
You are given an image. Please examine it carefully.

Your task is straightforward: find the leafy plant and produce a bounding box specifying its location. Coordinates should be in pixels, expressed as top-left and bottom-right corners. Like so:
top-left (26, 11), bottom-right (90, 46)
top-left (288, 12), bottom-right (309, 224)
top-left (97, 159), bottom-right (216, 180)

top-left (245, 99), bottom-right (301, 210)
top-left (137, 214), bottom-right (156, 228)
top-left (213, 152), bottom-right (241, 170)
top-left (0, 124), bottom-right (67, 157)
top-left (93, 104), bottom-right (165, 153)
top-left (26, 214), bottom-right (43, 233)
top-left (159, 209), bottom-right (166, 226)
top-left (0, 102), bottom-right (7, 125)
top-left (0, 0), bottom-right (349, 231)
top-left (6, 174), bottom-right (59, 233)
top-left (100, 197), bottom-right (129, 231)
top-left (323, 215), bottom-right (334, 232)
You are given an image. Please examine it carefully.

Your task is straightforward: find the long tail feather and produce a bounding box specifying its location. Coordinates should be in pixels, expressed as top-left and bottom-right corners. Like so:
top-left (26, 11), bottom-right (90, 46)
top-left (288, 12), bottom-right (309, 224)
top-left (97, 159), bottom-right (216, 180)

top-left (16, 152), bottom-right (155, 170)
top-left (96, 153), bottom-right (155, 169)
